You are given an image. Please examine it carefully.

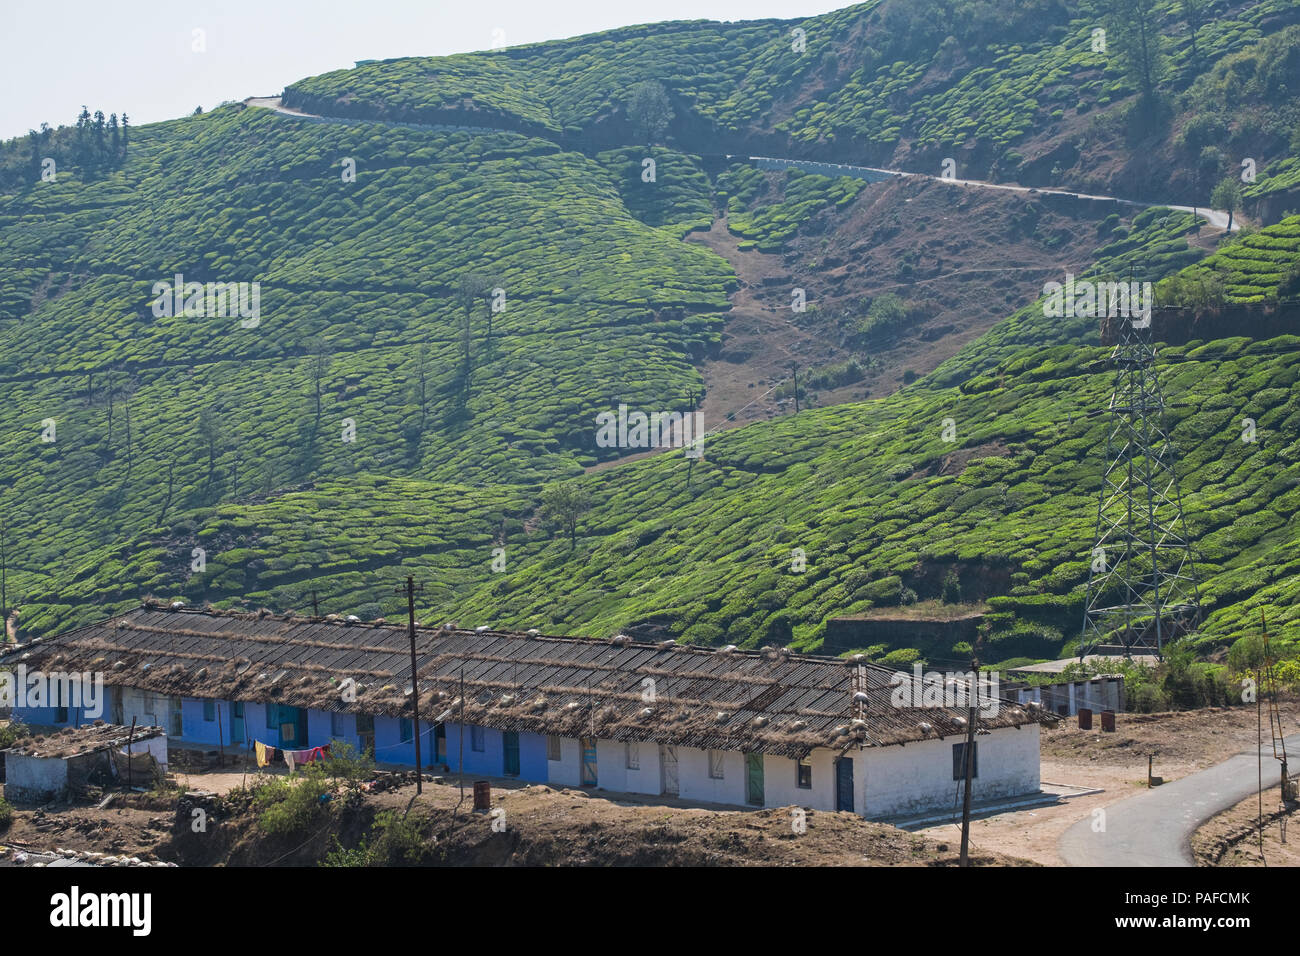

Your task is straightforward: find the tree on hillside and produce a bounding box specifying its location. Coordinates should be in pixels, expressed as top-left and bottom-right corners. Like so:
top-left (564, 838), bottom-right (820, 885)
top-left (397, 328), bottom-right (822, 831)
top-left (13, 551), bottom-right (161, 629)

top-left (1107, 0), bottom-right (1167, 108)
top-left (540, 481), bottom-right (591, 552)
top-left (1182, 0), bottom-right (1208, 63)
top-left (1211, 176), bottom-right (1243, 231)
top-left (304, 338), bottom-right (331, 434)
top-left (412, 342), bottom-right (432, 435)
top-left (456, 273), bottom-right (493, 399)
top-left (196, 407), bottom-right (223, 498)
top-left (627, 80), bottom-right (674, 144)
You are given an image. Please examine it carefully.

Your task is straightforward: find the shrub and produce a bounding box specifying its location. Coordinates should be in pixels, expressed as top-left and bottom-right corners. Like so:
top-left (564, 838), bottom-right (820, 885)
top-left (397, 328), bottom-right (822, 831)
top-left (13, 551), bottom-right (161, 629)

top-left (320, 809), bottom-right (435, 866)
top-left (0, 797), bottom-right (12, 830)
top-left (322, 740), bottom-right (375, 793)
top-left (941, 570), bottom-right (962, 604)
top-left (0, 720), bottom-right (30, 750)
top-left (254, 763), bottom-right (334, 837)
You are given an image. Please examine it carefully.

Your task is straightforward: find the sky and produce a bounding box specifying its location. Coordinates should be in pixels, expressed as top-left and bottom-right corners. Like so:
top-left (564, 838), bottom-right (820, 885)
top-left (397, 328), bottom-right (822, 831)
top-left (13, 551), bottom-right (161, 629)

top-left (0, 0), bottom-right (847, 140)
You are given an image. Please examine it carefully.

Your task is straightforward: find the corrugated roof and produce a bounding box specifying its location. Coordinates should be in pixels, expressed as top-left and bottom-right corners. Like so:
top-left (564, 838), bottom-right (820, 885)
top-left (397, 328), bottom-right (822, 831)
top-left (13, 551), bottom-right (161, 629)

top-left (3, 721), bottom-right (166, 759)
top-left (0, 605), bottom-right (1048, 758)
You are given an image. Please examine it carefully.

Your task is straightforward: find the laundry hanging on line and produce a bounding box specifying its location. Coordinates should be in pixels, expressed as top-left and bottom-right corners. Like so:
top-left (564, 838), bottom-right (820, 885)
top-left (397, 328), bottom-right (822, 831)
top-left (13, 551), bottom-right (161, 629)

top-left (284, 744), bottom-right (331, 772)
top-left (254, 740), bottom-right (282, 768)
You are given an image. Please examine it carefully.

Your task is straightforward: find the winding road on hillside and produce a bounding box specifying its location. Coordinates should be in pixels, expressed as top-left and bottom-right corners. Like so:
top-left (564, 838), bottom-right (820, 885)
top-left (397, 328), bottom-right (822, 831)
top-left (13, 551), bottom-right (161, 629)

top-left (244, 96), bottom-right (1239, 232)
top-left (1059, 732), bottom-right (1300, 866)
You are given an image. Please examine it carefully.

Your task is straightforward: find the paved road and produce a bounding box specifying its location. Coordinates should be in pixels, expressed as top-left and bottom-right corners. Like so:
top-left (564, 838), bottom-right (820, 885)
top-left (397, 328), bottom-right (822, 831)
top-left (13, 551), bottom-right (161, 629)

top-left (244, 96), bottom-right (1237, 232)
top-left (1059, 732), bottom-right (1300, 866)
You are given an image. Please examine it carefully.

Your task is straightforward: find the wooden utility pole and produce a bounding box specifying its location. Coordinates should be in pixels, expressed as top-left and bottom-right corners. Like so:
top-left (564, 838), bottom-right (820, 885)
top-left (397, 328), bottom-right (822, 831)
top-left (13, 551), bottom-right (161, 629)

top-left (960, 629), bottom-right (986, 867)
top-left (126, 717), bottom-right (137, 791)
top-left (790, 364), bottom-right (800, 414)
top-left (457, 664), bottom-right (466, 810)
top-left (395, 576), bottom-right (425, 793)
top-left (0, 513), bottom-right (7, 635)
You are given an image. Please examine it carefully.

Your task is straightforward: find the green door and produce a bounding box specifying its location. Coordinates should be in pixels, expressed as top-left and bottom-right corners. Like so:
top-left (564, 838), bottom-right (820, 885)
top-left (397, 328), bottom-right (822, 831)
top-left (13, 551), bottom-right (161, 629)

top-left (745, 753), bottom-right (765, 806)
top-left (278, 706), bottom-right (306, 748)
top-left (503, 731), bottom-right (520, 776)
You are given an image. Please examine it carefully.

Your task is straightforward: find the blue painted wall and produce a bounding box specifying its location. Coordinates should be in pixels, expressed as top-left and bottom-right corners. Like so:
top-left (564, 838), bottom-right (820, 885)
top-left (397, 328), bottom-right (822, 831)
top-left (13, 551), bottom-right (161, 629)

top-left (16, 688), bottom-right (550, 784)
top-left (12, 704), bottom-right (94, 728)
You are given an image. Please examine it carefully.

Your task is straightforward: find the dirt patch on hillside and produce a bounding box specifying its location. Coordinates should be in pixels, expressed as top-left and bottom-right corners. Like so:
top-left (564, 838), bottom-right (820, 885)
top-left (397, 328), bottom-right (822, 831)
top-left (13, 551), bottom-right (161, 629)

top-left (686, 176), bottom-right (1145, 432)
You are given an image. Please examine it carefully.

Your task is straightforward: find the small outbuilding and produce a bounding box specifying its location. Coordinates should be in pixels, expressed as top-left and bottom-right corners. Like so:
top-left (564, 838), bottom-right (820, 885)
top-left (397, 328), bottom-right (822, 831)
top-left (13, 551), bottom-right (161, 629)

top-left (2, 722), bottom-right (167, 804)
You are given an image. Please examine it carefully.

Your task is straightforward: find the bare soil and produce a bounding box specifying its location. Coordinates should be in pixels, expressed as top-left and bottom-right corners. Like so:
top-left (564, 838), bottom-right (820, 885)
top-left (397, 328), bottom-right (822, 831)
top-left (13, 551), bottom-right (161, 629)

top-left (0, 770), bottom-right (1033, 867)
top-left (1192, 778), bottom-right (1300, 867)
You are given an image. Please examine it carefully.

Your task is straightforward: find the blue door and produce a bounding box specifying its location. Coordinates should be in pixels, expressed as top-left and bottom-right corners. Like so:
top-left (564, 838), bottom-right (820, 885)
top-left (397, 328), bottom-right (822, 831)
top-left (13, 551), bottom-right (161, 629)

top-left (835, 757), bottom-right (854, 813)
top-left (503, 731), bottom-right (520, 776)
top-left (230, 702), bottom-right (245, 746)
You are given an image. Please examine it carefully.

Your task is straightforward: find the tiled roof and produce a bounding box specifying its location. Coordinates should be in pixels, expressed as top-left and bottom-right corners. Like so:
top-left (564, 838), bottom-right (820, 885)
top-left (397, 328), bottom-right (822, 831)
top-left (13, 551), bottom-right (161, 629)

top-left (0, 605), bottom-right (1046, 758)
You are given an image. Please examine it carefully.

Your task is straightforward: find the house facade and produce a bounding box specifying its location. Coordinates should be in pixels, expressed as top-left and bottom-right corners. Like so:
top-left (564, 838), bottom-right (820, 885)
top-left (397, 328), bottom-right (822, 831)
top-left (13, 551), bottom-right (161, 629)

top-left (2, 605), bottom-right (1047, 819)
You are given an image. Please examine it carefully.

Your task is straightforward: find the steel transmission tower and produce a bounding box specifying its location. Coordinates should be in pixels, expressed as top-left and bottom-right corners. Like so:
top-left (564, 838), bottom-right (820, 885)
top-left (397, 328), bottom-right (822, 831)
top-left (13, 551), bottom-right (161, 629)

top-left (1079, 317), bottom-right (1200, 659)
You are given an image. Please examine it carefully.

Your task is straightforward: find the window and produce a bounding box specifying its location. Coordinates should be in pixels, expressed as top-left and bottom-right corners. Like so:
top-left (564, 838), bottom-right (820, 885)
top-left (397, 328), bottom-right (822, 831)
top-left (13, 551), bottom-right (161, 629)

top-left (203, 700), bottom-right (216, 722)
top-left (546, 735), bottom-right (562, 761)
top-left (625, 742), bottom-right (640, 770)
top-left (708, 749), bottom-right (725, 779)
top-left (54, 706), bottom-right (68, 724)
top-left (471, 726), bottom-right (485, 752)
top-left (331, 711), bottom-right (345, 736)
top-left (797, 756), bottom-right (813, 789)
top-left (399, 718), bottom-right (414, 743)
top-left (952, 742), bottom-right (979, 781)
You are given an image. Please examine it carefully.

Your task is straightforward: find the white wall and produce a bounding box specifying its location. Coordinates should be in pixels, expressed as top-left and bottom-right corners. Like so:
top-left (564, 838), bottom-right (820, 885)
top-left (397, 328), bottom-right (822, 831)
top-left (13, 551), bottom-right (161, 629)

top-left (592, 739), bottom-right (661, 796)
top-left (861, 724), bottom-right (1040, 818)
top-left (546, 735), bottom-right (581, 787)
top-left (761, 749), bottom-right (838, 812)
top-left (676, 746), bottom-right (746, 806)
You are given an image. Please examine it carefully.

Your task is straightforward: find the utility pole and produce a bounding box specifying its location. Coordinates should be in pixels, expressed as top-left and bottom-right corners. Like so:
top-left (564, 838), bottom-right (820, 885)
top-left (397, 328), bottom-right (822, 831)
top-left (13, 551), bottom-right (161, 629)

top-left (960, 629), bottom-right (985, 867)
top-left (310, 590), bottom-right (319, 617)
top-left (0, 512), bottom-right (7, 637)
top-left (790, 364), bottom-right (800, 414)
top-left (395, 575), bottom-right (425, 793)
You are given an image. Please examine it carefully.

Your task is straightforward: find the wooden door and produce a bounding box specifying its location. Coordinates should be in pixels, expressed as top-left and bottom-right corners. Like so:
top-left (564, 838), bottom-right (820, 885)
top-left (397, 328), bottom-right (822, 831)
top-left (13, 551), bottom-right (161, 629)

top-left (659, 745), bottom-right (678, 796)
top-left (580, 737), bottom-right (597, 786)
top-left (745, 753), bottom-right (765, 806)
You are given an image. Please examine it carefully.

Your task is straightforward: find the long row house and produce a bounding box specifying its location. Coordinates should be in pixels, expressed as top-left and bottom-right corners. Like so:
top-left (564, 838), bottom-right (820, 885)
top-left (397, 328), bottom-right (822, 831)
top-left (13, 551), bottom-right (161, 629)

top-left (0, 604), bottom-right (1049, 818)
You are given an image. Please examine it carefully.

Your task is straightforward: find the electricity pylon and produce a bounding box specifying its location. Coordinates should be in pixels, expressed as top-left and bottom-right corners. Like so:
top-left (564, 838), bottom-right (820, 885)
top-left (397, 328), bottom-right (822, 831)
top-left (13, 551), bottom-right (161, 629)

top-left (1079, 316), bottom-right (1200, 659)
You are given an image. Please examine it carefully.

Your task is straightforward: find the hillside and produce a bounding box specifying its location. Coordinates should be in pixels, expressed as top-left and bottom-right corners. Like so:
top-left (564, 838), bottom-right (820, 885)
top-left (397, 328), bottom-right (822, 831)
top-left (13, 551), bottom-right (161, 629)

top-left (0, 0), bottom-right (1298, 673)
top-left (283, 0), bottom-right (1300, 217)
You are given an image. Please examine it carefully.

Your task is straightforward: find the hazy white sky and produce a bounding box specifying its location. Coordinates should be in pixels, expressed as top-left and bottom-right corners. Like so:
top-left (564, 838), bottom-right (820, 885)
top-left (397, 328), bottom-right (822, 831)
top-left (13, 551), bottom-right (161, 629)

top-left (0, 0), bottom-right (845, 140)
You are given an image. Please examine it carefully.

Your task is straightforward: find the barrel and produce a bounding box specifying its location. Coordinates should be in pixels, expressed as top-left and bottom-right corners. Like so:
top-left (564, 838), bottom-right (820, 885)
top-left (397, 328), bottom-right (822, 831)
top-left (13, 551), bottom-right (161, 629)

top-left (1101, 710), bottom-right (1116, 732)
top-left (1077, 708), bottom-right (1092, 730)
top-left (473, 779), bottom-right (491, 810)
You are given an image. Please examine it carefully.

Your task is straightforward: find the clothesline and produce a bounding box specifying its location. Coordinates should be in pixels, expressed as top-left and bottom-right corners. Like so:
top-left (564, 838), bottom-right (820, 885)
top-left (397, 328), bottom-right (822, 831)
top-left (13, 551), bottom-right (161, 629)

top-left (254, 739), bottom-right (331, 771)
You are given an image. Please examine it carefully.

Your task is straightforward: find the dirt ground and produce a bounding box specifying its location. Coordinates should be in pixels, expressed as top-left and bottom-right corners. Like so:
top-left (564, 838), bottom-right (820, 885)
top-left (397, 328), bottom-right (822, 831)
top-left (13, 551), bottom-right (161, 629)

top-left (1, 770), bottom-right (1032, 867)
top-left (920, 704), bottom-right (1300, 865)
top-left (1192, 783), bottom-right (1300, 866)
